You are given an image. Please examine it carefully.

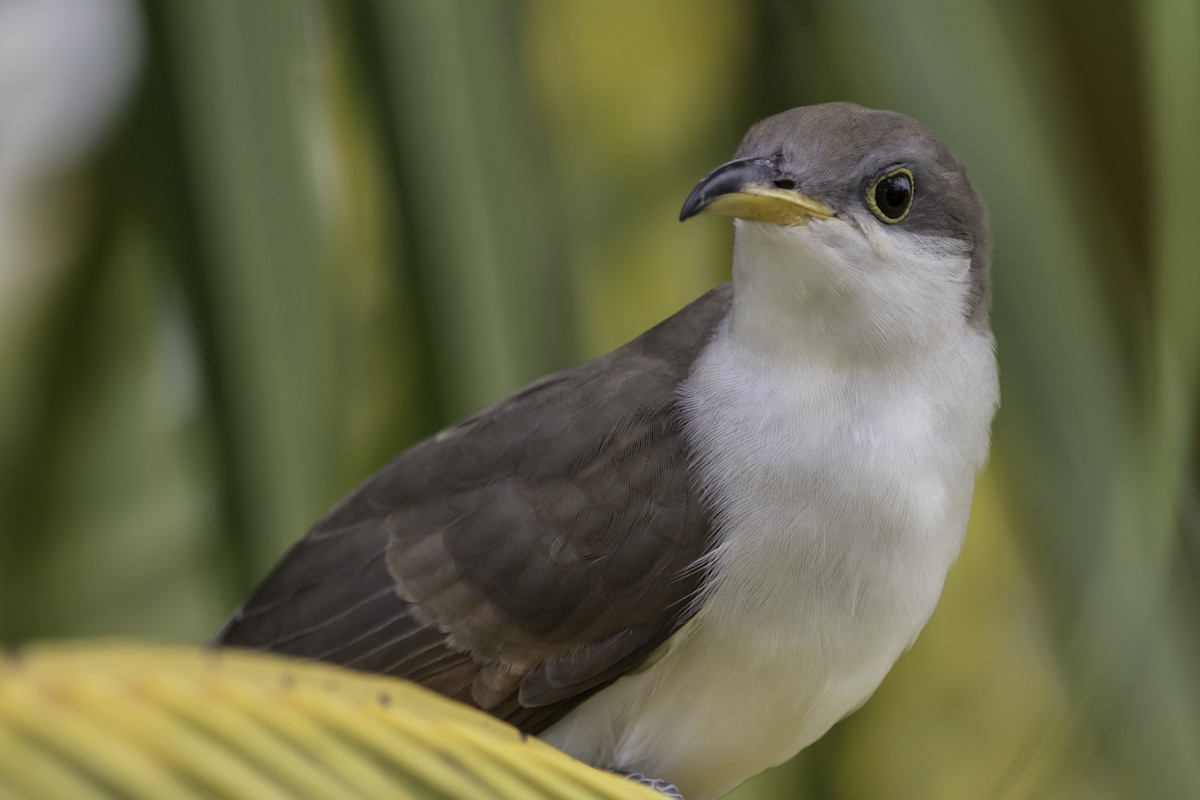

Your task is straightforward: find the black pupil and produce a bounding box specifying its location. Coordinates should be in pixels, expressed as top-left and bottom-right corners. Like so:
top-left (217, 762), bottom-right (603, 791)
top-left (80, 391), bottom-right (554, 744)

top-left (875, 174), bottom-right (912, 218)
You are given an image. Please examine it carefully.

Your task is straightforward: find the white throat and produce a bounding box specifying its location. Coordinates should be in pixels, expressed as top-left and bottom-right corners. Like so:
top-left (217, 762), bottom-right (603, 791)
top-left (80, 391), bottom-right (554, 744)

top-left (544, 220), bottom-right (998, 800)
top-left (727, 218), bottom-right (979, 363)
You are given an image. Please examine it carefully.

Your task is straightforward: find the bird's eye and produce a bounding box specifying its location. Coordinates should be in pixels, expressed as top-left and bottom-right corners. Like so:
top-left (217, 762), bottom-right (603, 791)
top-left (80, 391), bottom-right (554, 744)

top-left (866, 168), bottom-right (915, 223)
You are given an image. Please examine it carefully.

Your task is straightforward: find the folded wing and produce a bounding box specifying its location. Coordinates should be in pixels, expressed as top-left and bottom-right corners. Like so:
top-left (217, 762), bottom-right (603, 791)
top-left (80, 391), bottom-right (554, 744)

top-left (216, 284), bottom-right (732, 733)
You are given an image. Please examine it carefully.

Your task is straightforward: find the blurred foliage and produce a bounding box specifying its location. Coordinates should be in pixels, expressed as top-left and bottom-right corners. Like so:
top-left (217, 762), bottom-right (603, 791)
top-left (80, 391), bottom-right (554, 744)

top-left (1, 0), bottom-right (1198, 798)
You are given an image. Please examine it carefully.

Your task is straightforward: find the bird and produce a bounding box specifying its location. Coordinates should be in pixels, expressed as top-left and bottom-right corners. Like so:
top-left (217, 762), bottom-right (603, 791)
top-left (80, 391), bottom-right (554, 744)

top-left (215, 102), bottom-right (999, 800)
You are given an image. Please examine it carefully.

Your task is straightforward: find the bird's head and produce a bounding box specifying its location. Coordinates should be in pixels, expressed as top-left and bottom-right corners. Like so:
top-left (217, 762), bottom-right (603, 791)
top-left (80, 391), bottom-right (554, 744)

top-left (681, 103), bottom-right (991, 357)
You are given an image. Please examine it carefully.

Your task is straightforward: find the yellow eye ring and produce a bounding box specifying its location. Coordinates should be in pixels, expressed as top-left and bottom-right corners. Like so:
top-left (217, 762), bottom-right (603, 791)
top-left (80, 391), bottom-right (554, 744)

top-left (866, 167), bottom-right (915, 224)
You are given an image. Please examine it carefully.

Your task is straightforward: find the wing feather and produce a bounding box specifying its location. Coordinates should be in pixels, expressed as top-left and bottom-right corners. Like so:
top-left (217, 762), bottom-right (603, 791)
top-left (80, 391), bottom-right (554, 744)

top-left (216, 284), bottom-right (732, 732)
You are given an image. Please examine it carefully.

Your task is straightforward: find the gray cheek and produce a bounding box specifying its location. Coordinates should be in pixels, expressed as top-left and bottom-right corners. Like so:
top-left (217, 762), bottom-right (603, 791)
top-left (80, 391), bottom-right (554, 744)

top-left (835, 207), bottom-right (877, 234)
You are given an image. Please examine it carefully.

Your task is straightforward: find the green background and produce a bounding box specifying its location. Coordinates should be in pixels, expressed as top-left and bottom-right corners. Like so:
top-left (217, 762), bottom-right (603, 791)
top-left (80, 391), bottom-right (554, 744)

top-left (2, 1), bottom-right (1198, 797)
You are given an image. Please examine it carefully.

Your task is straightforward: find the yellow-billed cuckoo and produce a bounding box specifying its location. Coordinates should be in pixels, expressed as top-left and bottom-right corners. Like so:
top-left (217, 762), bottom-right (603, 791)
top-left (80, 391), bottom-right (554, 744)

top-left (216, 103), bottom-right (998, 799)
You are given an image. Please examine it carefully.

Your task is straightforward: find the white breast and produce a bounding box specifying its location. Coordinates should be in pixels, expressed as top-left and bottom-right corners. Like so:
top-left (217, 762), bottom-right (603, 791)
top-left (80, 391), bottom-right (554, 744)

top-left (543, 221), bottom-right (998, 799)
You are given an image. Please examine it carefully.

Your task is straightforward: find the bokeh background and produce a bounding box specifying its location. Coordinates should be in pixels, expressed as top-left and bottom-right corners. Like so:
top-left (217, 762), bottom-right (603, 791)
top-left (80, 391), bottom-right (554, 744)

top-left (2, 0), bottom-right (1199, 797)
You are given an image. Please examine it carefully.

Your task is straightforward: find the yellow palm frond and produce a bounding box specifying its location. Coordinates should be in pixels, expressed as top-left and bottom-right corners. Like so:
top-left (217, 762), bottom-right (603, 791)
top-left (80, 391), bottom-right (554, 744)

top-left (0, 641), bottom-right (658, 800)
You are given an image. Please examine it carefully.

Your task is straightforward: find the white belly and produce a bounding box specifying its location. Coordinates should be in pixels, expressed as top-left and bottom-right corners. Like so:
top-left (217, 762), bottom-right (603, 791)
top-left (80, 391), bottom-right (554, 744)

top-left (542, 323), bottom-right (997, 800)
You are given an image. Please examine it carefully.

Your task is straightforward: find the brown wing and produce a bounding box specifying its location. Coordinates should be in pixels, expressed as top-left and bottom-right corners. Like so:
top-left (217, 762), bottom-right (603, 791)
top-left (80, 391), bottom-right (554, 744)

top-left (215, 284), bottom-right (731, 733)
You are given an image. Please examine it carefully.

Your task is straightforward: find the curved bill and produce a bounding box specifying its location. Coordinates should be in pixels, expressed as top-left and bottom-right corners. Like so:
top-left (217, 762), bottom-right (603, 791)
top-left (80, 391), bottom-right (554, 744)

top-left (679, 156), bottom-right (834, 226)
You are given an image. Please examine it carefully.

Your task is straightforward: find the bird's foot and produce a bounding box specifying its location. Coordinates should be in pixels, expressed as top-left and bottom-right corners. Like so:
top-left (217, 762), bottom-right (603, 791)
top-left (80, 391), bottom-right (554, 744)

top-left (611, 770), bottom-right (684, 799)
